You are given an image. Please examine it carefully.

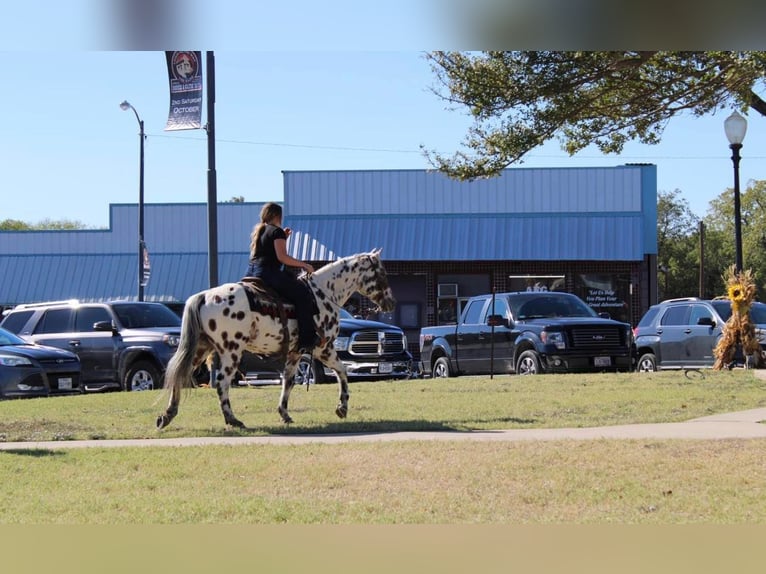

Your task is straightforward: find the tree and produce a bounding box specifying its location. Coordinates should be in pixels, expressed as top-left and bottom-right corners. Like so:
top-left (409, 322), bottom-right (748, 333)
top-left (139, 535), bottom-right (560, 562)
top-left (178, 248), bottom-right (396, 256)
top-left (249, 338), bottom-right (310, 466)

top-left (705, 179), bottom-right (766, 298)
top-left (656, 189), bottom-right (701, 300)
top-left (0, 218), bottom-right (90, 230)
top-left (226, 196), bottom-right (245, 203)
top-left (425, 51), bottom-right (766, 179)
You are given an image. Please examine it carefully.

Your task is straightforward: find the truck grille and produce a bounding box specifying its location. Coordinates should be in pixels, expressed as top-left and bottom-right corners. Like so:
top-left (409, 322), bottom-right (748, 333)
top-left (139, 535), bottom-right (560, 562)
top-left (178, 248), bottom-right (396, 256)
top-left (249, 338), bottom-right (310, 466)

top-left (349, 330), bottom-right (405, 356)
top-left (568, 326), bottom-right (624, 349)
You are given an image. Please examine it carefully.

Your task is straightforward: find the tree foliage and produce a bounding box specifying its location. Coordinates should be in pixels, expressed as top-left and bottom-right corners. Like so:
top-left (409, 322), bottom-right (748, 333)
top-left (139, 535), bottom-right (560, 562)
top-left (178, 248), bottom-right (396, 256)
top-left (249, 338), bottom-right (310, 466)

top-left (425, 51), bottom-right (766, 179)
top-left (704, 179), bottom-right (766, 298)
top-left (0, 218), bottom-right (90, 230)
top-left (656, 190), bottom-right (701, 300)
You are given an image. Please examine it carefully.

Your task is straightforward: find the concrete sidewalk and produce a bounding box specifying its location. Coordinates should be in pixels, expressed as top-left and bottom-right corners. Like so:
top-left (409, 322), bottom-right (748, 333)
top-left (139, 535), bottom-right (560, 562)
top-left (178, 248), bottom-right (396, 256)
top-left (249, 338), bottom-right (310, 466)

top-left (2, 407), bottom-right (766, 451)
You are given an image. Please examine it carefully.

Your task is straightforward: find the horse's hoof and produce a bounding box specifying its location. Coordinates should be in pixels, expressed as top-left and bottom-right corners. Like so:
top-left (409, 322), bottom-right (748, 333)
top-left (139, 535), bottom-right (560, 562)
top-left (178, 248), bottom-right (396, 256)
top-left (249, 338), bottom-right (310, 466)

top-left (156, 414), bottom-right (170, 430)
top-left (335, 405), bottom-right (348, 419)
top-left (227, 418), bottom-right (246, 429)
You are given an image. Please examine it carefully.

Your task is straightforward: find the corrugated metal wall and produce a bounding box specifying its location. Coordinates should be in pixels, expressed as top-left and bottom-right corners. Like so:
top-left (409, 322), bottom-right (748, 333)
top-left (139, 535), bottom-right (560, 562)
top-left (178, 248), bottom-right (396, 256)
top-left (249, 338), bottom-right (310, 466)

top-left (284, 166), bottom-right (645, 216)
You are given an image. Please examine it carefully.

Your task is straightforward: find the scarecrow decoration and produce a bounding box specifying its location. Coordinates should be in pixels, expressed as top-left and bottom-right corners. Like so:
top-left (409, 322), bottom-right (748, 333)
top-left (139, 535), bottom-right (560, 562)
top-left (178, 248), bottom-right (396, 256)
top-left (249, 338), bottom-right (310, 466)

top-left (713, 265), bottom-right (760, 369)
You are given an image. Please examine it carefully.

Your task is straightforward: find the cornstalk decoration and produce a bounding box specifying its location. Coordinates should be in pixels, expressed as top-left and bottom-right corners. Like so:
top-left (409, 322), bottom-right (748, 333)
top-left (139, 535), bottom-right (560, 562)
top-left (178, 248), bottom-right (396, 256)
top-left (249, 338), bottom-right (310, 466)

top-left (713, 265), bottom-right (760, 369)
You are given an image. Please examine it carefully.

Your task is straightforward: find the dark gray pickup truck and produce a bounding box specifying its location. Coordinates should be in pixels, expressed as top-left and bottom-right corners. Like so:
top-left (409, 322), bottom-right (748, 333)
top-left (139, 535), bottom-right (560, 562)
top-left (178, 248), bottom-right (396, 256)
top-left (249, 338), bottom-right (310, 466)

top-left (419, 291), bottom-right (634, 377)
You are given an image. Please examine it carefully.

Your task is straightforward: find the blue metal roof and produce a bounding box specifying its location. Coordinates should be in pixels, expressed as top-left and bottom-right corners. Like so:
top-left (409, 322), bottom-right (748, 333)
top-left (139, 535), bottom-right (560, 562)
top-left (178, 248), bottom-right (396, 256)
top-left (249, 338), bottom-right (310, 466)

top-left (0, 253), bottom-right (250, 304)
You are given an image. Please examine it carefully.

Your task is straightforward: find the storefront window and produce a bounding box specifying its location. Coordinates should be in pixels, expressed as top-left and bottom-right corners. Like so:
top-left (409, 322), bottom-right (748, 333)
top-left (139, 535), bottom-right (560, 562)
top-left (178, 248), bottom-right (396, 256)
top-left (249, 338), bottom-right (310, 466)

top-left (574, 274), bottom-right (631, 324)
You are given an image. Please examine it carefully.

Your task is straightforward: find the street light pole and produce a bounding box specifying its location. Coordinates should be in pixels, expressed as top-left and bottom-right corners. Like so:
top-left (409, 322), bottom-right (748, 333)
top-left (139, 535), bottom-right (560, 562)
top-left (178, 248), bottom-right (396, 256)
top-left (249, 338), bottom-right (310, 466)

top-left (724, 110), bottom-right (748, 273)
top-left (120, 100), bottom-right (145, 301)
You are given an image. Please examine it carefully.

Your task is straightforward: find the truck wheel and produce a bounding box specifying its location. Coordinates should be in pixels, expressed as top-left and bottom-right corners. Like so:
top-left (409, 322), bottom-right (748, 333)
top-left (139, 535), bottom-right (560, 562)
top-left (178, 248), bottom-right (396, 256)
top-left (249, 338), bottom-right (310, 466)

top-left (124, 360), bottom-right (161, 391)
top-left (433, 357), bottom-right (452, 378)
top-left (516, 350), bottom-right (542, 375)
top-left (636, 353), bottom-right (657, 372)
top-left (296, 354), bottom-right (327, 385)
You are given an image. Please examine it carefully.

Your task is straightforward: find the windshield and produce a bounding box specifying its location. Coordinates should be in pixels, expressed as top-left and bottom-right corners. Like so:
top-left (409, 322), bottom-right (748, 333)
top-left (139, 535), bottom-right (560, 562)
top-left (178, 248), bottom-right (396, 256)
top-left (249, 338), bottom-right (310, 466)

top-left (0, 327), bottom-right (27, 346)
top-left (509, 293), bottom-right (598, 320)
top-left (111, 303), bottom-right (182, 329)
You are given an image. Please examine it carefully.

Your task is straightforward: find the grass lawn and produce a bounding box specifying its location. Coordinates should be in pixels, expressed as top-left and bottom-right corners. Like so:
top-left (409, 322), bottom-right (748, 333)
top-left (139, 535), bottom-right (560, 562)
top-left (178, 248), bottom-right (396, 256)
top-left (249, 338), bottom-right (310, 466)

top-left (1, 370), bottom-right (766, 526)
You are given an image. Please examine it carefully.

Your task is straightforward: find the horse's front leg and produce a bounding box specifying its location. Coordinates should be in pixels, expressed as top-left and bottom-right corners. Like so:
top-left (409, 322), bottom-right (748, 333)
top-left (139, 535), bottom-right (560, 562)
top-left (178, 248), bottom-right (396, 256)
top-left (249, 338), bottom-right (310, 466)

top-left (277, 356), bottom-right (300, 423)
top-left (215, 353), bottom-right (245, 428)
top-left (317, 348), bottom-right (350, 419)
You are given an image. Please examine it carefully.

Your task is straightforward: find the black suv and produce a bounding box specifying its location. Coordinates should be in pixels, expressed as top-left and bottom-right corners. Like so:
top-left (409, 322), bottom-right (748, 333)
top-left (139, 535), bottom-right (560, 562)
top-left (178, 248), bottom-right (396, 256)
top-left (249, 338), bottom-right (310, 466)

top-left (0, 300), bottom-right (182, 391)
top-left (633, 297), bottom-right (766, 371)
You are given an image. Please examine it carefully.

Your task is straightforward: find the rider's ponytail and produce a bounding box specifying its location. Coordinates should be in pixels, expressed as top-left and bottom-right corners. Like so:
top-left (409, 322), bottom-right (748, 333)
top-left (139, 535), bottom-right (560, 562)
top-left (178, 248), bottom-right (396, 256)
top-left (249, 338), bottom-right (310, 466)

top-left (250, 202), bottom-right (283, 259)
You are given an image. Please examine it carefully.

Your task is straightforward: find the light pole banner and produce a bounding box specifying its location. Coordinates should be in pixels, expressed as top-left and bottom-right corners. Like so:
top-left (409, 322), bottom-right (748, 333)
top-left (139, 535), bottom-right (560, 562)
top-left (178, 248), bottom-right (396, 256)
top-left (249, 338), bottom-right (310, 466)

top-left (141, 241), bottom-right (151, 287)
top-left (164, 51), bottom-right (203, 131)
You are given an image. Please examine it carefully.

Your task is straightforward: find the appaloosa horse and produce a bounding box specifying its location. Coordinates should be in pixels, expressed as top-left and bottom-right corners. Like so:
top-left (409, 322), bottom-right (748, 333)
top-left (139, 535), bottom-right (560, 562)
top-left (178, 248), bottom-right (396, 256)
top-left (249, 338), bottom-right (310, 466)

top-left (156, 248), bottom-right (396, 429)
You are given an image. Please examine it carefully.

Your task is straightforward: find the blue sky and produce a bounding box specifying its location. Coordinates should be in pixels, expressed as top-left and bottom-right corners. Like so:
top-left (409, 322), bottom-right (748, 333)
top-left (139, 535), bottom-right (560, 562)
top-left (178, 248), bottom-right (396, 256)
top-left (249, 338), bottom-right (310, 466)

top-left (1, 5), bottom-right (765, 227)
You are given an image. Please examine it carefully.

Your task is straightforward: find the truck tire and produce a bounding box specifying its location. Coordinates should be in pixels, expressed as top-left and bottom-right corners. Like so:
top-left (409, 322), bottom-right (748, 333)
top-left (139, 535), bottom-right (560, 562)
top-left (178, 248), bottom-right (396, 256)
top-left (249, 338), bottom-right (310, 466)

top-left (296, 354), bottom-right (328, 385)
top-left (636, 352), bottom-right (657, 372)
top-left (516, 350), bottom-right (542, 375)
top-left (433, 357), bottom-right (452, 378)
top-left (124, 359), bottom-right (162, 391)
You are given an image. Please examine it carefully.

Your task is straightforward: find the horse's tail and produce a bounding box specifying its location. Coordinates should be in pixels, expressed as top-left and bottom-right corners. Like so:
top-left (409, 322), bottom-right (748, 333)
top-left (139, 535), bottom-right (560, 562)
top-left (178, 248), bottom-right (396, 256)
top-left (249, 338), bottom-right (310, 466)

top-left (164, 291), bottom-right (205, 393)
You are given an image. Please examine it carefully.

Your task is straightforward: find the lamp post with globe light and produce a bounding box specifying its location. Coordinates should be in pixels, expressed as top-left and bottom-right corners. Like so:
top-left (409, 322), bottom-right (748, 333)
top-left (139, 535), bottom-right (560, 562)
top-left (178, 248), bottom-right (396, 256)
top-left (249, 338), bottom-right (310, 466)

top-left (119, 100), bottom-right (146, 301)
top-left (724, 110), bottom-right (747, 273)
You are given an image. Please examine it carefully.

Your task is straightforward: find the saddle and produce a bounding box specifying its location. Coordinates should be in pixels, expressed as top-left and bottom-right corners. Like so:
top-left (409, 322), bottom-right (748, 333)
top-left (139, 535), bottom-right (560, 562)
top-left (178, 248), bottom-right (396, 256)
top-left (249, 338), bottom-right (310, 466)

top-left (239, 276), bottom-right (319, 357)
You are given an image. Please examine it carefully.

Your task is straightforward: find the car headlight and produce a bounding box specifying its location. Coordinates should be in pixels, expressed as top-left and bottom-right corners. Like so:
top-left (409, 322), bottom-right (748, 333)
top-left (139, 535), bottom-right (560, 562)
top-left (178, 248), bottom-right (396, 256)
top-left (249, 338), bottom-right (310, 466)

top-left (163, 334), bottom-right (180, 347)
top-left (541, 331), bottom-right (566, 350)
top-left (0, 354), bottom-right (33, 367)
top-left (334, 337), bottom-right (350, 352)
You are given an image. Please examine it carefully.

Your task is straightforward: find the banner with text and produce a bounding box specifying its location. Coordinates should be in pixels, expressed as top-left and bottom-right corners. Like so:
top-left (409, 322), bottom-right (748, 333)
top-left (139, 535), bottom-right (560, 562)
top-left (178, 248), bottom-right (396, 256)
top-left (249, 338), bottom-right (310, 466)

top-left (164, 51), bottom-right (203, 131)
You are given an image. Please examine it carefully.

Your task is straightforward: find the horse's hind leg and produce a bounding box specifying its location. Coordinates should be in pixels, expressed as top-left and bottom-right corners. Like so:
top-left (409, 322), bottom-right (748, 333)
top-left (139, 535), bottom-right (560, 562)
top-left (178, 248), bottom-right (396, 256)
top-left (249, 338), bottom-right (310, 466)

top-left (156, 383), bottom-right (181, 429)
top-left (214, 353), bottom-right (245, 428)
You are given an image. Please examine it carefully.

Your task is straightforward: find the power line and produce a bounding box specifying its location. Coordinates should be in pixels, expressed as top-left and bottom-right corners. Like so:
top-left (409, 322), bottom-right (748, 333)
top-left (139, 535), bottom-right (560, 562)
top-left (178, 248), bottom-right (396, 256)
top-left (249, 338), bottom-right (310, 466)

top-left (147, 132), bottom-right (766, 160)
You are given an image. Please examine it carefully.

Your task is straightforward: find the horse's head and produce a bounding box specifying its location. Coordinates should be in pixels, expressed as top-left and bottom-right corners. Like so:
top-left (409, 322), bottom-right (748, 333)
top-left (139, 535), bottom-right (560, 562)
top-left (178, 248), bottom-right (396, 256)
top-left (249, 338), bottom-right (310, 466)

top-left (356, 248), bottom-right (396, 313)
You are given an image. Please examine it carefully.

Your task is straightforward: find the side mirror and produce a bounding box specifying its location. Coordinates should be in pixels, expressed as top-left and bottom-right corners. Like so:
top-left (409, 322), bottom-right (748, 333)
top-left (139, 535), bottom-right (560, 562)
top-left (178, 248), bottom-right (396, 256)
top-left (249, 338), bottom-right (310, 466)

top-left (93, 321), bottom-right (116, 333)
top-left (487, 314), bottom-right (508, 328)
top-left (697, 317), bottom-right (716, 327)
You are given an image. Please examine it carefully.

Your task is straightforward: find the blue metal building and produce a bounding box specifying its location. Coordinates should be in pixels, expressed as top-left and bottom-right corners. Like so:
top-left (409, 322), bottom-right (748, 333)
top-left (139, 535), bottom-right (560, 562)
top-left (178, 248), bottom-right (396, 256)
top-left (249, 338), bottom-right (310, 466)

top-left (1, 165), bottom-right (658, 352)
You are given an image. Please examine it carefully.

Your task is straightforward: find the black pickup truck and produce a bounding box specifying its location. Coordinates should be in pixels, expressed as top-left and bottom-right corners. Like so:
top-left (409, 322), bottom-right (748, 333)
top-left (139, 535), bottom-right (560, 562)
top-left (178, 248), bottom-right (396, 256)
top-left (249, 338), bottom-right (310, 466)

top-left (419, 291), bottom-right (633, 377)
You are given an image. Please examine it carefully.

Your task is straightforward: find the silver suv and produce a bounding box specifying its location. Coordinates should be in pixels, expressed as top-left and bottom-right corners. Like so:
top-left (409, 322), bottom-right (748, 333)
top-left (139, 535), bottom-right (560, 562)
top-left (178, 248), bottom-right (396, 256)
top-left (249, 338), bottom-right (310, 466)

top-left (0, 300), bottom-right (181, 391)
top-left (633, 297), bottom-right (766, 371)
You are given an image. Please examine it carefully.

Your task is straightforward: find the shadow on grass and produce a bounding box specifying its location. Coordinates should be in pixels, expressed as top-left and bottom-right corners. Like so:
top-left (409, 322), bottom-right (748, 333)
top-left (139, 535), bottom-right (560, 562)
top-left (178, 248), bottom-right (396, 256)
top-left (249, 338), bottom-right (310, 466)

top-left (0, 449), bottom-right (66, 457)
top-left (223, 415), bottom-right (540, 437)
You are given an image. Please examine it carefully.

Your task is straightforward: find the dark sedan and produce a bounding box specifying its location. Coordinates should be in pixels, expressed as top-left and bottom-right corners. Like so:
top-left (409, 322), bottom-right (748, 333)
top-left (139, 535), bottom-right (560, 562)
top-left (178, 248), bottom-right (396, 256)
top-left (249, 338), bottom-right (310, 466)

top-left (0, 327), bottom-right (82, 399)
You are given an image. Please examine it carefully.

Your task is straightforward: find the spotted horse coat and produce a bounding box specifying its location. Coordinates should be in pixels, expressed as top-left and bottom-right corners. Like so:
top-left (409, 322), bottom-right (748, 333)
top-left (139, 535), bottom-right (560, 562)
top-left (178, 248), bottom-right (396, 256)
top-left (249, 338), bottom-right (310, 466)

top-left (156, 248), bottom-right (396, 429)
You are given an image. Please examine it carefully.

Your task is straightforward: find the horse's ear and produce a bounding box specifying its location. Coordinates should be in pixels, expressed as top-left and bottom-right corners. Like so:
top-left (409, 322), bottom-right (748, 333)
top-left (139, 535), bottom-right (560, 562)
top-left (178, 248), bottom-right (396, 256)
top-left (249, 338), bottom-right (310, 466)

top-left (372, 247), bottom-right (382, 256)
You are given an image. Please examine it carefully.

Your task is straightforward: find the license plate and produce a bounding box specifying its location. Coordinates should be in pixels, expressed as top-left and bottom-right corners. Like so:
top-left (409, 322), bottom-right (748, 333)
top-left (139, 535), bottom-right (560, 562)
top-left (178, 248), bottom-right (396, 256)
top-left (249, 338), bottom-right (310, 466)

top-left (58, 377), bottom-right (73, 390)
top-left (594, 357), bottom-right (611, 367)
top-left (378, 362), bottom-right (393, 374)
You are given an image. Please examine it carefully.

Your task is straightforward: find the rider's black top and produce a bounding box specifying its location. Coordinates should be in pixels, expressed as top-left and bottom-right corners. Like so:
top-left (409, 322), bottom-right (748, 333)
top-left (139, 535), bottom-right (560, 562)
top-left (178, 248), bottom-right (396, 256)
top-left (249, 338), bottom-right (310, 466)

top-left (249, 224), bottom-right (286, 270)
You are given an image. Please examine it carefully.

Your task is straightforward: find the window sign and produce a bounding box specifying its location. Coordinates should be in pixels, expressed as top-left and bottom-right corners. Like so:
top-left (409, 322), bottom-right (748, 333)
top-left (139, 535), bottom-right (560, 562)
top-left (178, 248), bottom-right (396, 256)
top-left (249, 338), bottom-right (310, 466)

top-left (508, 275), bottom-right (565, 293)
top-left (575, 274), bottom-right (631, 324)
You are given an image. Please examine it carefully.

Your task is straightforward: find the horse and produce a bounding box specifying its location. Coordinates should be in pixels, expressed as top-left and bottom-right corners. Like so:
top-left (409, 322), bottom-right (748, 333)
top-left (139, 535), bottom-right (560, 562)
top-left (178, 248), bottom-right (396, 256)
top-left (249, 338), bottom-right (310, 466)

top-left (156, 248), bottom-right (396, 430)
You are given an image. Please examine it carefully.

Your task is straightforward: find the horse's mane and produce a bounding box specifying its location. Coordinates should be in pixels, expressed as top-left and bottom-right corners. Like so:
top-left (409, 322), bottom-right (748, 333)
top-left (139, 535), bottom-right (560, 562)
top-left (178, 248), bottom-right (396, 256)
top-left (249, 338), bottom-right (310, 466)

top-left (314, 250), bottom-right (379, 276)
